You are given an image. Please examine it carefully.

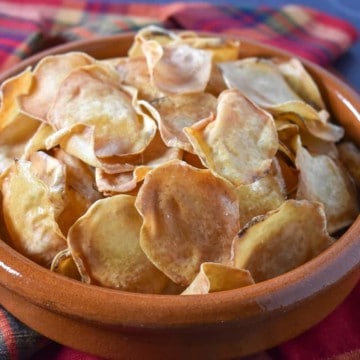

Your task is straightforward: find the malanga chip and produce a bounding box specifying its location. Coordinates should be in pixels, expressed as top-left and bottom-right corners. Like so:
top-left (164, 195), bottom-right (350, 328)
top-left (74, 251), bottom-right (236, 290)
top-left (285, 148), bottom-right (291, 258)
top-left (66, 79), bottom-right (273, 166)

top-left (96, 132), bottom-right (182, 194)
top-left (135, 160), bottom-right (240, 286)
top-left (182, 262), bottom-right (254, 295)
top-left (185, 89), bottom-right (278, 186)
top-left (68, 195), bottom-right (169, 293)
top-left (276, 57), bottom-right (325, 110)
top-left (46, 63), bottom-right (157, 160)
top-left (114, 57), bottom-right (163, 101)
top-left (233, 199), bottom-right (334, 282)
top-left (0, 68), bottom-right (40, 173)
top-left (219, 57), bottom-right (301, 108)
top-left (150, 93), bottom-right (217, 152)
top-left (1, 159), bottom-right (66, 266)
top-left (338, 141), bottom-right (360, 189)
top-left (295, 145), bottom-right (359, 234)
top-left (141, 40), bottom-right (212, 95)
top-left (19, 52), bottom-right (94, 121)
top-left (269, 101), bottom-right (344, 142)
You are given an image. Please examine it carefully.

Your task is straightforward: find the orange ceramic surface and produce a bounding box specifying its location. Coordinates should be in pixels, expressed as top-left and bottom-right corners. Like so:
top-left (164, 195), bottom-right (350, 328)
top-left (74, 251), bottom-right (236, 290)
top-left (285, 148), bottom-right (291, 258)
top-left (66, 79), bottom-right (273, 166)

top-left (0, 33), bottom-right (359, 360)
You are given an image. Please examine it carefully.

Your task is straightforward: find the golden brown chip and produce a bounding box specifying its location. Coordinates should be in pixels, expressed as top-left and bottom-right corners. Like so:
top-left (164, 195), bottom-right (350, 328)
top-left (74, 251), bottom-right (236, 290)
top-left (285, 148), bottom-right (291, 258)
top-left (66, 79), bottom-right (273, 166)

top-left (219, 58), bottom-right (301, 107)
top-left (182, 262), bottom-right (254, 295)
top-left (0, 68), bottom-right (40, 173)
top-left (270, 101), bottom-right (344, 142)
top-left (236, 158), bottom-right (286, 226)
top-left (22, 123), bottom-right (55, 160)
top-left (276, 57), bottom-right (325, 110)
top-left (150, 93), bottom-right (217, 152)
top-left (19, 52), bottom-right (94, 121)
top-left (46, 63), bottom-right (157, 165)
top-left (185, 89), bottom-right (278, 186)
top-left (142, 40), bottom-right (213, 95)
top-left (1, 159), bottom-right (66, 266)
top-left (338, 141), bottom-right (360, 188)
top-left (68, 195), bottom-right (169, 293)
top-left (51, 248), bottom-right (81, 280)
top-left (135, 160), bottom-right (240, 286)
top-left (295, 145), bottom-right (359, 233)
top-left (233, 199), bottom-right (334, 282)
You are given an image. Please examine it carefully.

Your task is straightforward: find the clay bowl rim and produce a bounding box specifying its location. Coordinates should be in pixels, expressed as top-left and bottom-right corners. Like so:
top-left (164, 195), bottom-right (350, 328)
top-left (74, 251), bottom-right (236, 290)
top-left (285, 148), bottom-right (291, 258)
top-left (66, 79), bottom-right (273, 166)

top-left (0, 32), bottom-right (360, 330)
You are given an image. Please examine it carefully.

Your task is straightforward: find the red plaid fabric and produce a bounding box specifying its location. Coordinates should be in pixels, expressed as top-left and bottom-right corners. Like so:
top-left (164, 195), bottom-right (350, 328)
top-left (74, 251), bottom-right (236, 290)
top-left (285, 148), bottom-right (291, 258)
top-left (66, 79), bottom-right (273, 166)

top-left (0, 1), bottom-right (359, 359)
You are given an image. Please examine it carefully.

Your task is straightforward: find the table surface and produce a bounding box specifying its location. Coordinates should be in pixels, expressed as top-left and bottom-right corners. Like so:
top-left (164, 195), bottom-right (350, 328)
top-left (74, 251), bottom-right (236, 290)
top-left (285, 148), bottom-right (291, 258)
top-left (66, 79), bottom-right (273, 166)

top-left (143, 0), bottom-right (360, 93)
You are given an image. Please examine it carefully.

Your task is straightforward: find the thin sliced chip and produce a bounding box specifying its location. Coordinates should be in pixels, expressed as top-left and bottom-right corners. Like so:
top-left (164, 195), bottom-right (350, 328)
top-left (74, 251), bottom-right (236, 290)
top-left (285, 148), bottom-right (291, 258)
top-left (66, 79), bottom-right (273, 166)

top-left (0, 68), bottom-right (40, 173)
top-left (22, 123), bottom-right (55, 160)
top-left (182, 262), bottom-right (254, 295)
top-left (338, 141), bottom-right (360, 189)
top-left (219, 58), bottom-right (301, 108)
top-left (19, 52), bottom-right (94, 121)
top-left (52, 148), bottom-right (103, 234)
top-left (276, 57), bottom-right (325, 109)
top-left (233, 199), bottom-right (334, 282)
top-left (185, 89), bottom-right (278, 186)
top-left (150, 93), bottom-right (217, 152)
top-left (68, 195), bottom-right (169, 293)
top-left (114, 57), bottom-right (163, 101)
top-left (142, 40), bottom-right (212, 95)
top-left (135, 160), bottom-right (239, 286)
top-left (96, 132), bottom-right (182, 194)
top-left (1, 159), bottom-right (66, 266)
top-left (236, 158), bottom-right (286, 226)
top-left (295, 145), bottom-right (359, 233)
top-left (270, 101), bottom-right (344, 142)
top-left (46, 63), bottom-right (157, 163)
top-left (51, 248), bottom-right (81, 280)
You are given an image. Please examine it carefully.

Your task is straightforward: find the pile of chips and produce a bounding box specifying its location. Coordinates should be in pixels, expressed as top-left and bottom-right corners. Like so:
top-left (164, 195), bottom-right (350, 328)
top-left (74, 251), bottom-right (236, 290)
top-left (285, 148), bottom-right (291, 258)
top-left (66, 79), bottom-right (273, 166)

top-left (0, 26), bottom-right (359, 295)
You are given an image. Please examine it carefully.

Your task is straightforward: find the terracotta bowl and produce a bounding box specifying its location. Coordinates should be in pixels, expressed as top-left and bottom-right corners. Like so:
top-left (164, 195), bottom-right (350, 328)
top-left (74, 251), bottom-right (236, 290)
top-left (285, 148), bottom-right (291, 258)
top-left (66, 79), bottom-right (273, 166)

top-left (0, 33), bottom-right (360, 360)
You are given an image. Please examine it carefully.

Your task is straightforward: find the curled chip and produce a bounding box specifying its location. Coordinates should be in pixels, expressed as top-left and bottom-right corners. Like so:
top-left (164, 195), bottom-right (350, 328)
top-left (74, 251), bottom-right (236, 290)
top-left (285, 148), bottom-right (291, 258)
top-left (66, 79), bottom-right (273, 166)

top-left (150, 93), bottom-right (217, 152)
top-left (233, 199), bottom-right (334, 282)
top-left (0, 68), bottom-right (40, 173)
top-left (338, 141), bottom-right (360, 188)
top-left (1, 159), bottom-right (66, 266)
top-left (185, 89), bottom-right (278, 186)
top-left (276, 57), bottom-right (325, 110)
top-left (114, 57), bottom-right (163, 101)
top-left (135, 160), bottom-right (240, 286)
top-left (68, 195), bottom-right (169, 293)
top-left (182, 262), bottom-right (254, 295)
top-left (295, 145), bottom-right (359, 234)
top-left (142, 40), bottom-right (213, 95)
top-left (19, 52), bottom-right (94, 122)
top-left (96, 132), bottom-right (182, 195)
top-left (46, 63), bottom-right (157, 166)
top-left (219, 58), bottom-right (301, 108)
top-left (269, 101), bottom-right (344, 143)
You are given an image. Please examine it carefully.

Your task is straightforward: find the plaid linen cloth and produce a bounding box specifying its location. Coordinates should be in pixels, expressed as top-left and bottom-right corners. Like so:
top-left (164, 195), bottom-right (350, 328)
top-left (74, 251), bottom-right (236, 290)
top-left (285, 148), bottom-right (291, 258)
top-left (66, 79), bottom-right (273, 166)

top-left (0, 1), bottom-right (359, 359)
